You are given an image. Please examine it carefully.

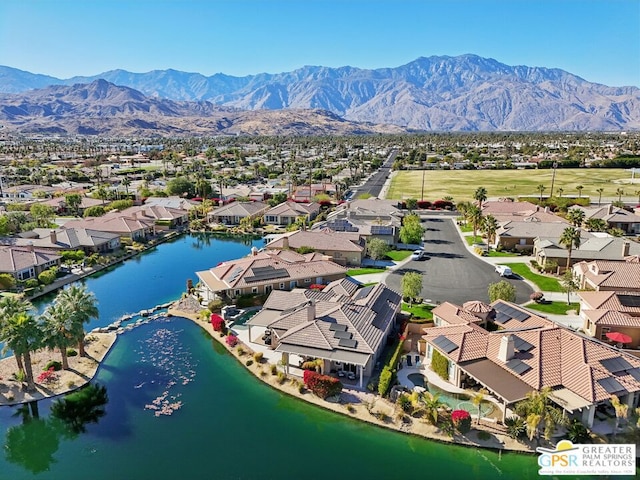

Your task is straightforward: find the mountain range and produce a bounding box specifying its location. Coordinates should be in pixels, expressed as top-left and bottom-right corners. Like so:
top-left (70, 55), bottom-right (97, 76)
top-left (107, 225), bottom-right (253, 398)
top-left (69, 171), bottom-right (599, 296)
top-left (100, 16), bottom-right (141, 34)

top-left (1, 54), bottom-right (639, 134)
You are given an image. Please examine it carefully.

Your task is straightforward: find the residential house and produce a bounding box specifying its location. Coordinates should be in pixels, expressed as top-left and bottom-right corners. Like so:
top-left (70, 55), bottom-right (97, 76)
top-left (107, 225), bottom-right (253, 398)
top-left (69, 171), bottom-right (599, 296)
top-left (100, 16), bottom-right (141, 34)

top-left (196, 248), bottom-right (347, 302)
top-left (9, 228), bottom-right (120, 254)
top-left (207, 201), bottom-right (269, 226)
top-left (265, 230), bottom-right (366, 266)
top-left (578, 204), bottom-right (640, 234)
top-left (63, 211), bottom-right (155, 242)
top-left (40, 196), bottom-right (105, 215)
top-left (119, 205), bottom-right (189, 229)
top-left (579, 291), bottom-right (640, 349)
top-left (1, 184), bottom-right (58, 200)
top-left (422, 299), bottom-right (640, 427)
top-left (573, 259), bottom-right (640, 292)
top-left (263, 201), bottom-right (320, 227)
top-left (291, 183), bottom-right (336, 202)
top-left (144, 196), bottom-right (199, 211)
top-left (245, 279), bottom-right (401, 388)
top-left (495, 221), bottom-right (576, 252)
top-left (0, 245), bottom-right (61, 281)
top-left (481, 200), bottom-right (565, 224)
top-left (534, 236), bottom-right (640, 271)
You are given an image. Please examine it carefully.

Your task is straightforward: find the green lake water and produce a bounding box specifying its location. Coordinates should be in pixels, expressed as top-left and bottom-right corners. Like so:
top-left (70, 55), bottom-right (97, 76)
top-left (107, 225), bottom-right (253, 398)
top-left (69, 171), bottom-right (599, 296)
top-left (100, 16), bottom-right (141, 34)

top-left (0, 234), bottom-right (633, 479)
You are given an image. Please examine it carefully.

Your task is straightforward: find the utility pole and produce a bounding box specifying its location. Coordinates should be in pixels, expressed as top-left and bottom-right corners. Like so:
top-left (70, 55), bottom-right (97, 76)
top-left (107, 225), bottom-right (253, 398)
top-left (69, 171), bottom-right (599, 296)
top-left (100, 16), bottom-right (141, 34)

top-left (420, 169), bottom-right (425, 201)
top-left (549, 162), bottom-right (558, 198)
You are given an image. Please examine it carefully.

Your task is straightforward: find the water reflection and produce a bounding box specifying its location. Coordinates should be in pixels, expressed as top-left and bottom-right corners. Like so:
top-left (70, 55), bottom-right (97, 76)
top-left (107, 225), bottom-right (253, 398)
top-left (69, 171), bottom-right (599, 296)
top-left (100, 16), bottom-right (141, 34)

top-left (50, 383), bottom-right (108, 436)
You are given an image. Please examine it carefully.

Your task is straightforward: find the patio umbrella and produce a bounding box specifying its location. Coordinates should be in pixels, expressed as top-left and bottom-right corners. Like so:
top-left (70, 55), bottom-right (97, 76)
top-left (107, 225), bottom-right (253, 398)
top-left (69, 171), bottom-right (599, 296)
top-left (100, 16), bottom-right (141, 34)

top-left (606, 331), bottom-right (633, 344)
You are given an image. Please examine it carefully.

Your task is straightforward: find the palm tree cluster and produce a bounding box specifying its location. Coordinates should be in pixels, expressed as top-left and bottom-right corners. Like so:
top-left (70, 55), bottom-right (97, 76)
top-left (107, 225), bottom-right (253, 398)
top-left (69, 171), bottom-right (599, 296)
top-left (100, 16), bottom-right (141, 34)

top-left (0, 285), bottom-right (98, 391)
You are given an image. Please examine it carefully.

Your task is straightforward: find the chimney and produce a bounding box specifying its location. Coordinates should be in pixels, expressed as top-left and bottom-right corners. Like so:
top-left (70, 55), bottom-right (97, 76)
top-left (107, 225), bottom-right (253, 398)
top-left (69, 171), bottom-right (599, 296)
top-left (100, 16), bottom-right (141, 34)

top-left (623, 241), bottom-right (630, 257)
top-left (27, 241), bottom-right (34, 252)
top-left (282, 235), bottom-right (289, 250)
top-left (497, 335), bottom-right (515, 363)
top-left (251, 246), bottom-right (258, 256)
top-left (307, 300), bottom-right (316, 323)
top-left (608, 204), bottom-right (613, 215)
top-left (50, 230), bottom-right (57, 244)
top-left (544, 206), bottom-right (549, 213)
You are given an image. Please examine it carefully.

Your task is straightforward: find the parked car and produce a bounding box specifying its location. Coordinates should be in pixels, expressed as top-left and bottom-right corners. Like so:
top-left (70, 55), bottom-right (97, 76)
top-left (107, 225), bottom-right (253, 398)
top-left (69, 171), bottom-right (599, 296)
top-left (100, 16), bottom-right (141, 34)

top-left (495, 265), bottom-right (513, 277)
top-left (411, 249), bottom-right (425, 261)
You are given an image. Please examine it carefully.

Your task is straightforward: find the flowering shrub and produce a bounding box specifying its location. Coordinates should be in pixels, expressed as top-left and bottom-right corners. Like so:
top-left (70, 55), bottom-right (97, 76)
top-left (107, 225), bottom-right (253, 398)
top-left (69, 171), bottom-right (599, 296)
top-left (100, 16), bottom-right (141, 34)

top-left (433, 200), bottom-right (454, 210)
top-left (225, 335), bottom-right (238, 347)
top-left (37, 367), bottom-right (58, 385)
top-left (417, 200), bottom-right (432, 209)
top-left (303, 370), bottom-right (342, 399)
top-left (309, 284), bottom-right (324, 290)
top-left (530, 292), bottom-right (545, 303)
top-left (451, 409), bottom-right (472, 434)
top-left (210, 314), bottom-right (225, 332)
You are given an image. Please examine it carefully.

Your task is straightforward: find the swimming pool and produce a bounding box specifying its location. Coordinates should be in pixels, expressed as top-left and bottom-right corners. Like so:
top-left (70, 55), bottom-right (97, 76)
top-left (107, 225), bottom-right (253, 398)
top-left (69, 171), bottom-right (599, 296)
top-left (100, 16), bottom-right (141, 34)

top-left (231, 309), bottom-right (259, 326)
top-left (406, 373), bottom-right (495, 417)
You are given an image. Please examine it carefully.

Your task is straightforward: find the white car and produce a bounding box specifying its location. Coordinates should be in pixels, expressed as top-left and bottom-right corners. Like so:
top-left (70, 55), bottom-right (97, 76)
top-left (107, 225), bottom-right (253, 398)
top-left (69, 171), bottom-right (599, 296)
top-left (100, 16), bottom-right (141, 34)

top-left (411, 249), bottom-right (425, 261)
top-left (495, 265), bottom-right (513, 277)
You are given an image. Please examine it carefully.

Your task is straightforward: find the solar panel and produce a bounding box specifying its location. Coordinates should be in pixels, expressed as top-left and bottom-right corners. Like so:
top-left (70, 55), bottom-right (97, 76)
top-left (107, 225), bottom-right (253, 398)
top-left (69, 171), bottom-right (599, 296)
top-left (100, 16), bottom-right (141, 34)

top-left (329, 323), bottom-right (347, 332)
top-left (433, 335), bottom-right (458, 354)
top-left (619, 295), bottom-right (640, 308)
top-left (494, 302), bottom-right (530, 322)
top-left (333, 331), bottom-right (353, 340)
top-left (598, 377), bottom-right (626, 394)
top-left (354, 285), bottom-right (374, 300)
top-left (338, 338), bottom-right (358, 348)
top-left (494, 312), bottom-right (510, 324)
top-left (371, 225), bottom-right (393, 235)
top-left (512, 335), bottom-right (534, 352)
top-left (245, 266), bottom-right (289, 283)
top-left (506, 359), bottom-right (531, 375)
top-left (628, 368), bottom-right (640, 381)
top-left (600, 357), bottom-right (634, 374)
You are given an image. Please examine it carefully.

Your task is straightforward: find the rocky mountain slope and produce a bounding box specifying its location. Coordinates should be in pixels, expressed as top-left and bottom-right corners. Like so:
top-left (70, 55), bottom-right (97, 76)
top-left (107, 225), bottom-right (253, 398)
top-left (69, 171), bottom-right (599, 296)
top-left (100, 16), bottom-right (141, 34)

top-left (1, 54), bottom-right (639, 131)
top-left (0, 80), bottom-right (403, 136)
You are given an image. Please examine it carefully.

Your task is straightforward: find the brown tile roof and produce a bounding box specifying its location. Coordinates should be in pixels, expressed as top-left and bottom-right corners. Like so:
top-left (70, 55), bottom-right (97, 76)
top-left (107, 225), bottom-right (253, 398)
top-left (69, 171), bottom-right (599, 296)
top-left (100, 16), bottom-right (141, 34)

top-left (433, 302), bottom-right (483, 325)
top-left (579, 291), bottom-right (640, 314)
top-left (0, 246), bottom-right (61, 274)
top-left (583, 309), bottom-right (640, 327)
top-left (266, 230), bottom-right (364, 252)
top-left (574, 260), bottom-right (640, 291)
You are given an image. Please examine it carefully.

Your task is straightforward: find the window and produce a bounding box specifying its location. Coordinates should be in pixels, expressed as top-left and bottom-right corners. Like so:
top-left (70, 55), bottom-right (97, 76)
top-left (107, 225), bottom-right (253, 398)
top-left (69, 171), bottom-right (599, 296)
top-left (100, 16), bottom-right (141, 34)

top-left (304, 278), bottom-right (311, 284)
top-left (251, 287), bottom-right (258, 294)
top-left (600, 327), bottom-right (611, 341)
top-left (290, 281), bottom-right (297, 289)
top-left (279, 282), bottom-right (285, 289)
top-left (234, 289), bottom-right (241, 297)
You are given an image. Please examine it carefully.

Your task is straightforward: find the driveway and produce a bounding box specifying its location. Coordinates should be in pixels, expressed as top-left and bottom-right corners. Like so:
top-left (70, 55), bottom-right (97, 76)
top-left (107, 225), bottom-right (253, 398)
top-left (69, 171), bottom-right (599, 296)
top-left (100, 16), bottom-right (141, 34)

top-left (384, 217), bottom-right (533, 305)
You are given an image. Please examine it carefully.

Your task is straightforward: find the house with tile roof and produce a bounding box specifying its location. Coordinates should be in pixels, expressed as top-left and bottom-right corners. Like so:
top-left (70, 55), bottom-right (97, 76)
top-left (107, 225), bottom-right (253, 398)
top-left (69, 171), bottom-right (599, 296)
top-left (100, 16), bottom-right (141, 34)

top-left (8, 227), bottom-right (120, 254)
top-left (481, 200), bottom-right (566, 224)
top-left (579, 291), bottom-right (640, 348)
top-left (207, 201), bottom-right (269, 226)
top-left (0, 245), bottom-right (61, 281)
top-left (534, 235), bottom-right (640, 270)
top-left (195, 249), bottom-right (347, 302)
top-left (263, 201), bottom-right (320, 227)
top-left (265, 229), bottom-right (365, 266)
top-left (573, 259), bottom-right (640, 292)
top-left (144, 196), bottom-right (199, 211)
top-left (40, 196), bottom-right (104, 215)
top-left (119, 205), bottom-right (189, 229)
top-left (63, 211), bottom-right (155, 242)
top-left (495, 221), bottom-right (578, 252)
top-left (245, 279), bottom-right (401, 388)
top-left (577, 204), bottom-right (640, 235)
top-left (420, 299), bottom-right (640, 428)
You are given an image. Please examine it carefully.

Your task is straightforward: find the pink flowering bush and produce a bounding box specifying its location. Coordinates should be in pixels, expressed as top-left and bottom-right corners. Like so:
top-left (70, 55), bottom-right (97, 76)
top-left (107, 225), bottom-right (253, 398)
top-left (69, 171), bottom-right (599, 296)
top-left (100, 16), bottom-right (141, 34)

top-left (451, 409), bottom-right (472, 434)
top-left (226, 334), bottom-right (238, 347)
top-left (37, 367), bottom-right (58, 385)
top-left (210, 314), bottom-right (225, 332)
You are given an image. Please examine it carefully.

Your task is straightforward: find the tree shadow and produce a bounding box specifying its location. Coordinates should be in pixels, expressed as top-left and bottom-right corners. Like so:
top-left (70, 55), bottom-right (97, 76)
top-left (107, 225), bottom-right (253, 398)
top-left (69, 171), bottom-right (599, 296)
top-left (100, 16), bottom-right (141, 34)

top-left (422, 239), bottom-right (452, 245)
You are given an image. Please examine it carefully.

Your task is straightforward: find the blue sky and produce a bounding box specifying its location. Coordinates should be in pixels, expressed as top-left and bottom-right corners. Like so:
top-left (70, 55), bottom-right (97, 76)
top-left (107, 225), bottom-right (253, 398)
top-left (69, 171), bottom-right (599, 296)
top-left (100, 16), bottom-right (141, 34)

top-left (1, 0), bottom-right (638, 87)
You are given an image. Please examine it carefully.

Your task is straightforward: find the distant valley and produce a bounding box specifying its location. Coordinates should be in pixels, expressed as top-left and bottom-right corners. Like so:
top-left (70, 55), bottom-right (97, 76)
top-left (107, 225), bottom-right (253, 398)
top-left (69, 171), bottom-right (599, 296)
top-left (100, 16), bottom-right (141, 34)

top-left (1, 54), bottom-right (639, 134)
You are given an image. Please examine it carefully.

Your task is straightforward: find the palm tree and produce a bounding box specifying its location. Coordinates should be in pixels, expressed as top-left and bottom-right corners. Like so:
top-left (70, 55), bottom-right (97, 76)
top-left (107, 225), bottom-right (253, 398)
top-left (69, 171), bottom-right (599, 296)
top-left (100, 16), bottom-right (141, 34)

top-left (0, 296), bottom-right (34, 374)
top-left (610, 395), bottom-right (629, 436)
top-left (473, 186), bottom-right (487, 210)
top-left (471, 388), bottom-right (488, 424)
top-left (557, 187), bottom-right (564, 198)
top-left (56, 285), bottom-right (99, 357)
top-left (468, 205), bottom-right (483, 239)
top-left (456, 201), bottom-right (472, 226)
top-left (596, 187), bottom-right (604, 206)
top-left (481, 215), bottom-right (499, 245)
top-left (559, 226), bottom-right (581, 270)
top-left (421, 391), bottom-right (445, 425)
top-left (121, 176), bottom-right (131, 199)
top-left (536, 184), bottom-right (546, 202)
top-left (566, 208), bottom-right (585, 227)
top-left (616, 187), bottom-right (624, 202)
top-left (515, 387), bottom-right (565, 443)
top-left (0, 313), bottom-right (42, 390)
top-left (576, 185), bottom-right (584, 198)
top-left (40, 302), bottom-right (76, 370)
top-left (526, 413), bottom-right (542, 443)
top-left (585, 218), bottom-right (607, 232)
top-left (636, 190), bottom-right (640, 204)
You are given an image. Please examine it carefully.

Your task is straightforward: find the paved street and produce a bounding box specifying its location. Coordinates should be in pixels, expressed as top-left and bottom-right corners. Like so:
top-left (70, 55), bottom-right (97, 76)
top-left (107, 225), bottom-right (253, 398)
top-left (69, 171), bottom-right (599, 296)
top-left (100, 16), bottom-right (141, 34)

top-left (384, 216), bottom-right (534, 306)
top-left (350, 149), bottom-right (397, 198)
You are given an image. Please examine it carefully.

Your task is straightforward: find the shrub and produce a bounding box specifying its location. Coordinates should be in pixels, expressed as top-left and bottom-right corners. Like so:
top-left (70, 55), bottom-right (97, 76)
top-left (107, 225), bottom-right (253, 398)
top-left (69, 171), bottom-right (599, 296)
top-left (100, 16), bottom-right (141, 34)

top-left (66, 348), bottom-right (78, 357)
top-left (397, 393), bottom-right (412, 413)
top-left (253, 352), bottom-right (264, 363)
top-left (225, 335), bottom-right (238, 347)
top-left (37, 367), bottom-right (58, 385)
top-left (210, 314), bottom-right (225, 332)
top-left (245, 359), bottom-right (253, 367)
top-left (378, 366), bottom-right (394, 397)
top-left (530, 291), bottom-right (544, 303)
top-left (451, 409), bottom-right (472, 434)
top-left (236, 346), bottom-right (245, 356)
top-left (270, 364), bottom-right (277, 375)
top-left (505, 416), bottom-right (526, 440)
top-left (67, 380), bottom-right (76, 388)
top-left (431, 349), bottom-right (449, 381)
top-left (277, 371), bottom-right (287, 384)
top-left (208, 299), bottom-right (224, 312)
top-left (303, 370), bottom-right (343, 399)
top-left (45, 360), bottom-right (62, 371)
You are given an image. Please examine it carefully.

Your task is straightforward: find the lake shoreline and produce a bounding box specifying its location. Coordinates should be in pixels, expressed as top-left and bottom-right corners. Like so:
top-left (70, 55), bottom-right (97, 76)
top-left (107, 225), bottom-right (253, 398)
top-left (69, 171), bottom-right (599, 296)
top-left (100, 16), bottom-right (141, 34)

top-left (168, 299), bottom-right (536, 455)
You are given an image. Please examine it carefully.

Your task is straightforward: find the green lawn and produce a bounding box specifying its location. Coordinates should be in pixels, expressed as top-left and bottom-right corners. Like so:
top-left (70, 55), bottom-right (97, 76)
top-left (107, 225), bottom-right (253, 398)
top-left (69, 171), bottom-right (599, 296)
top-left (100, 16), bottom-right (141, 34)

top-left (385, 250), bottom-right (412, 261)
top-left (465, 235), bottom-right (484, 246)
top-left (459, 224), bottom-right (473, 233)
top-left (386, 168), bottom-right (632, 203)
top-left (402, 302), bottom-right (434, 320)
top-left (487, 250), bottom-right (519, 257)
top-left (506, 263), bottom-right (563, 292)
top-left (526, 302), bottom-right (580, 315)
top-left (346, 267), bottom-right (386, 276)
